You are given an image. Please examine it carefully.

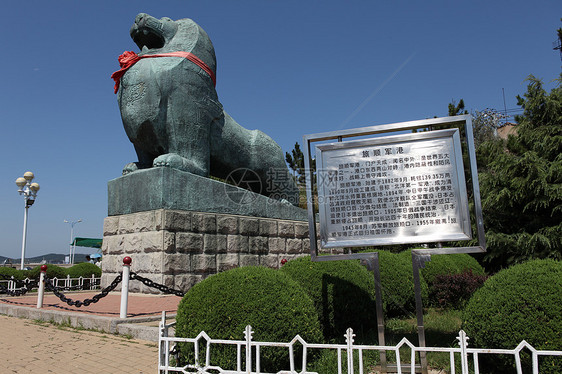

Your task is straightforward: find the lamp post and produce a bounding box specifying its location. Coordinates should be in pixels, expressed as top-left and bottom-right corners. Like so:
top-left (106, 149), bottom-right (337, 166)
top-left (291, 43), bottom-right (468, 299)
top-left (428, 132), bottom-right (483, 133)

top-left (64, 219), bottom-right (82, 265)
top-left (15, 171), bottom-right (40, 270)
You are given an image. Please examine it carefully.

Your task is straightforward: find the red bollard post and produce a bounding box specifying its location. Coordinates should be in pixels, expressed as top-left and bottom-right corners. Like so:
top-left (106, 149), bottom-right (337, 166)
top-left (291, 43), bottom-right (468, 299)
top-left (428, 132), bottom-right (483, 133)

top-left (36, 264), bottom-right (47, 309)
top-left (120, 256), bottom-right (132, 318)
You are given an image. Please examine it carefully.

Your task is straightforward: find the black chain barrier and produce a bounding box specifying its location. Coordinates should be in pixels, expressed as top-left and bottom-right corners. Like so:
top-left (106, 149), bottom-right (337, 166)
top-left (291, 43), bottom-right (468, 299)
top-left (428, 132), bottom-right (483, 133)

top-left (45, 274), bottom-right (123, 307)
top-left (3, 269), bottom-right (183, 308)
top-left (130, 272), bottom-right (185, 297)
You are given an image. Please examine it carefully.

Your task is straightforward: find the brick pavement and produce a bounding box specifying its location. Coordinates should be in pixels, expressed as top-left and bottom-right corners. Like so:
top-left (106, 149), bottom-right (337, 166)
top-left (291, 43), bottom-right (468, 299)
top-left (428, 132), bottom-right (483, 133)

top-left (0, 290), bottom-right (182, 372)
top-left (0, 314), bottom-right (158, 373)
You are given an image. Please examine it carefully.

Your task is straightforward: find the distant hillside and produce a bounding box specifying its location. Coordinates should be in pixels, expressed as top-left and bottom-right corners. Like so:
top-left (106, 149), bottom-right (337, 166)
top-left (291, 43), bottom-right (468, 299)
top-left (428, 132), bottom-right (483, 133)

top-left (0, 253), bottom-right (90, 265)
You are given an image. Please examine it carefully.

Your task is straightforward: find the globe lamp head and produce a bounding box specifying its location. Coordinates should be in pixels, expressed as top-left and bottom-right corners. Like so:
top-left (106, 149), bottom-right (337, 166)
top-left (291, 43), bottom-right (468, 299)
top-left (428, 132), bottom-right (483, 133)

top-left (15, 177), bottom-right (27, 188)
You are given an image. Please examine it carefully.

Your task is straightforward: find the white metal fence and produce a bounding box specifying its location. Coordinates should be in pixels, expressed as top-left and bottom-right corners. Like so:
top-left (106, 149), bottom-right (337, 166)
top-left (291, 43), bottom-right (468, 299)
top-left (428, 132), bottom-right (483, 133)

top-left (158, 312), bottom-right (562, 374)
top-left (0, 275), bottom-right (100, 292)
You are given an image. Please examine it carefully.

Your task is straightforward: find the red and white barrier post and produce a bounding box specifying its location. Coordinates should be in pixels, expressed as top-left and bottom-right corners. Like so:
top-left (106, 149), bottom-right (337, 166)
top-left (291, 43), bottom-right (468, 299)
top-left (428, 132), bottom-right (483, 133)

top-left (36, 264), bottom-right (47, 308)
top-left (120, 256), bottom-right (131, 318)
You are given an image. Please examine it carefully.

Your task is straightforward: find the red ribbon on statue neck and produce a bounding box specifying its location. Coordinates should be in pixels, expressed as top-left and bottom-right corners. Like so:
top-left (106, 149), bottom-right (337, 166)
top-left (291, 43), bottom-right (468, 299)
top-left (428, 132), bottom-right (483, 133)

top-left (111, 51), bottom-right (216, 94)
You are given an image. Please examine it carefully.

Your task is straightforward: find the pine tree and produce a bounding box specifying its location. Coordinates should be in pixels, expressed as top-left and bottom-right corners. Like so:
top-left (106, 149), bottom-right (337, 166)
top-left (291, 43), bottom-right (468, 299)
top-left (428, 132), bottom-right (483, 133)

top-left (285, 142), bottom-right (316, 186)
top-left (448, 98), bottom-right (468, 116)
top-left (477, 75), bottom-right (562, 271)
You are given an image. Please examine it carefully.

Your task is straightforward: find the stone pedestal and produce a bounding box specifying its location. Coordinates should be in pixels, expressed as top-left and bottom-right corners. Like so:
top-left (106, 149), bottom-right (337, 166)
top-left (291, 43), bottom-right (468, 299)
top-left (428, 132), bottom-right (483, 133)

top-left (101, 209), bottom-right (314, 293)
top-left (101, 168), bottom-right (326, 293)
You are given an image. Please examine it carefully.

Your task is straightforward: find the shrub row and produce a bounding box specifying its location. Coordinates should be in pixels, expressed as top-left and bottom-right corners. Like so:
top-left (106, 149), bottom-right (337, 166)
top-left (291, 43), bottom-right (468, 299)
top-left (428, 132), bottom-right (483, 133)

top-left (0, 262), bottom-right (101, 280)
top-left (175, 250), bottom-right (489, 370)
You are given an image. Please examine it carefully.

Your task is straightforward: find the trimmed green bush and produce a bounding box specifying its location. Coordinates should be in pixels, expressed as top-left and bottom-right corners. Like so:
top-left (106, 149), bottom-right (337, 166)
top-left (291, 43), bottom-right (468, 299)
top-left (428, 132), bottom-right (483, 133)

top-left (418, 253), bottom-right (485, 286)
top-left (450, 253), bottom-right (485, 276)
top-left (66, 263), bottom-right (102, 278)
top-left (382, 250), bottom-right (428, 317)
top-left (0, 266), bottom-right (27, 280)
top-left (280, 256), bottom-right (376, 341)
top-left (462, 259), bottom-right (562, 373)
top-left (176, 266), bottom-right (322, 372)
top-left (419, 254), bottom-right (459, 286)
top-left (26, 264), bottom-right (67, 280)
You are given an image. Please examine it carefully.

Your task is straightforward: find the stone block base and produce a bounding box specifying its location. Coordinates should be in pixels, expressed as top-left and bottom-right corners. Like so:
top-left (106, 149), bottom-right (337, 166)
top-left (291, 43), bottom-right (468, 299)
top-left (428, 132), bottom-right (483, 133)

top-left (101, 209), bottom-right (338, 294)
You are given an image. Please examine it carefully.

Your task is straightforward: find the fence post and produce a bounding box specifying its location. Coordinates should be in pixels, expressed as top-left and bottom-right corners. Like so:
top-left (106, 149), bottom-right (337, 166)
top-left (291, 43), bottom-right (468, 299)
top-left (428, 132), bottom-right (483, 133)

top-left (244, 325), bottom-right (253, 374)
top-left (120, 256), bottom-right (131, 318)
top-left (159, 311), bottom-right (169, 373)
top-left (458, 330), bottom-right (470, 374)
top-left (36, 264), bottom-right (47, 308)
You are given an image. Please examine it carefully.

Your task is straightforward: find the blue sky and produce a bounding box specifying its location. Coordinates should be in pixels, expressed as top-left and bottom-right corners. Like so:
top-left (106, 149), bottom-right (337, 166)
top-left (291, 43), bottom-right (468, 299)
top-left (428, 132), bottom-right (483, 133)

top-left (1, 0), bottom-right (560, 260)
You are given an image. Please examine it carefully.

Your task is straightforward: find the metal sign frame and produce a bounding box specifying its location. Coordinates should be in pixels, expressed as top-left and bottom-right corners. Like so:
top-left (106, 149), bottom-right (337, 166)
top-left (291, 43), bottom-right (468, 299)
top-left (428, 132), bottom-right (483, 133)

top-left (316, 128), bottom-right (472, 248)
top-left (303, 115), bottom-right (486, 262)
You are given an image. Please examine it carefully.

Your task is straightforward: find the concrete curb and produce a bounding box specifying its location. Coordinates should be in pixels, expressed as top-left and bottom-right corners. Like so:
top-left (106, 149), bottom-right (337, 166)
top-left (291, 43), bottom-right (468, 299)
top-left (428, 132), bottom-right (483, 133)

top-left (0, 302), bottom-right (172, 341)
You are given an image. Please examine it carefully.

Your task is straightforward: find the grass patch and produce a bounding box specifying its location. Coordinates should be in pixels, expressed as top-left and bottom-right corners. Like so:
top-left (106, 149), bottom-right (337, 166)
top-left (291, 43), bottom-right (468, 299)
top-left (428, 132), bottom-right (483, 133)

top-left (30, 318), bottom-right (105, 336)
top-left (307, 308), bottom-right (463, 373)
top-left (386, 308), bottom-right (462, 339)
top-left (383, 308), bottom-right (463, 372)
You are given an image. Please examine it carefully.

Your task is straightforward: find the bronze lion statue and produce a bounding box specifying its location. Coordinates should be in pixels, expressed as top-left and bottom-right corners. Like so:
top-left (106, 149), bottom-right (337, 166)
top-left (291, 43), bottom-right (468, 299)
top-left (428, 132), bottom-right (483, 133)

top-left (112, 13), bottom-right (298, 204)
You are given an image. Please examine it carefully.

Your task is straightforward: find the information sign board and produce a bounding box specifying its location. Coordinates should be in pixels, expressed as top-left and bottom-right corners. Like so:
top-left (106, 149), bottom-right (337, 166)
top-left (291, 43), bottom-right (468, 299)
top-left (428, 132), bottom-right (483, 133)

top-left (315, 129), bottom-right (471, 248)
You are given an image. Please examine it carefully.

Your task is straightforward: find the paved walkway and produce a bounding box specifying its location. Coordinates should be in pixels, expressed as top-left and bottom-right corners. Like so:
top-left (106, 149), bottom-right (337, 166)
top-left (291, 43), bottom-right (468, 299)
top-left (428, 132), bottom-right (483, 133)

top-left (0, 290), bottom-right (182, 372)
top-left (0, 314), bottom-right (158, 373)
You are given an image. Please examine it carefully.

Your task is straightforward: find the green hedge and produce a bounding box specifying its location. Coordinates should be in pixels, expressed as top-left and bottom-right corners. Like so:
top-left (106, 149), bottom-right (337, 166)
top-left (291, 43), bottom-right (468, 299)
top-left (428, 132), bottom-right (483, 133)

top-left (66, 263), bottom-right (102, 278)
top-left (462, 259), bottom-right (562, 373)
top-left (0, 266), bottom-right (27, 280)
top-left (409, 252), bottom-right (484, 285)
top-left (176, 266), bottom-right (322, 372)
top-left (280, 256), bottom-right (376, 341)
top-left (382, 250), bottom-right (428, 317)
top-left (1, 262), bottom-right (102, 281)
top-left (26, 265), bottom-right (67, 280)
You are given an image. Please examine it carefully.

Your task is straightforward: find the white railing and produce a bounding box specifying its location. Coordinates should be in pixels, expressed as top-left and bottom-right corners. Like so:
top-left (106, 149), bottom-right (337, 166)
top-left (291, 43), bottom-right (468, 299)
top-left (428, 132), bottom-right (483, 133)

top-left (50, 274), bottom-right (101, 291)
top-left (0, 275), bottom-right (101, 292)
top-left (158, 312), bottom-right (562, 374)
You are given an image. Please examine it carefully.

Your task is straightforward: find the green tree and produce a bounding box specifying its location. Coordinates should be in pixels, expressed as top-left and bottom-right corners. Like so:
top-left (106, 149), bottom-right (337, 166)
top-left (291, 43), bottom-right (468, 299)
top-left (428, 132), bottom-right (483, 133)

top-left (448, 98), bottom-right (468, 116)
top-left (477, 75), bottom-right (562, 271)
top-left (285, 142), bottom-right (304, 183)
top-left (285, 142), bottom-right (315, 186)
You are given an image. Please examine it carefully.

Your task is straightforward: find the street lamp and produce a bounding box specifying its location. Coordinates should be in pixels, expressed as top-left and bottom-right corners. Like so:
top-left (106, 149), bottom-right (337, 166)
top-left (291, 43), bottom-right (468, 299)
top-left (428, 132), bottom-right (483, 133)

top-left (64, 219), bottom-right (82, 265)
top-left (15, 171), bottom-right (40, 270)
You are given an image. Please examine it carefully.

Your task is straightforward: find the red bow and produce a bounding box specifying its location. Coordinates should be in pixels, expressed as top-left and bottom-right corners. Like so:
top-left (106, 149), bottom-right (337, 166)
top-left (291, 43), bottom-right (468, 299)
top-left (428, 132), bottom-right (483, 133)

top-left (111, 51), bottom-right (216, 94)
